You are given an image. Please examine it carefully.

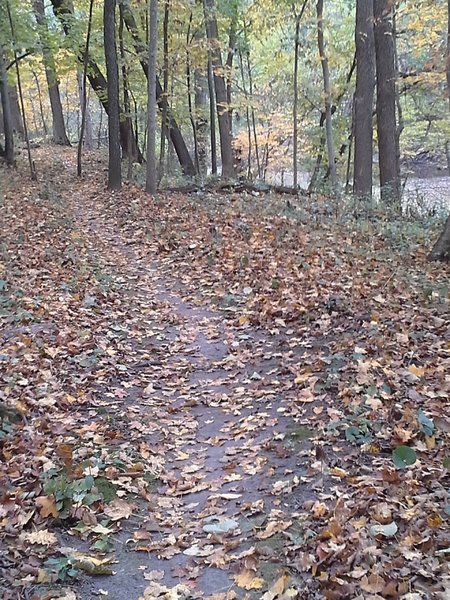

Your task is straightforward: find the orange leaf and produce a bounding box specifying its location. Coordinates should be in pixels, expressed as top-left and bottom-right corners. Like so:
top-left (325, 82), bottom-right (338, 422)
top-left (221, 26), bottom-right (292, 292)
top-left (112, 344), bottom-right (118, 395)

top-left (36, 495), bottom-right (59, 518)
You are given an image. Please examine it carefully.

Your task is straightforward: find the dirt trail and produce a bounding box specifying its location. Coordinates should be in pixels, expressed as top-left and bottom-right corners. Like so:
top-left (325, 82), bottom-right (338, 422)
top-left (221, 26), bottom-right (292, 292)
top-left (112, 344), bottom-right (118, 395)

top-left (62, 183), bottom-right (316, 599)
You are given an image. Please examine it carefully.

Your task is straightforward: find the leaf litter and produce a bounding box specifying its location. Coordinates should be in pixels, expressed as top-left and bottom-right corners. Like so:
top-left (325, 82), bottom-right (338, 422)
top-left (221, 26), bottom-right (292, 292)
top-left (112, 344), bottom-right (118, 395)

top-left (0, 148), bottom-right (449, 600)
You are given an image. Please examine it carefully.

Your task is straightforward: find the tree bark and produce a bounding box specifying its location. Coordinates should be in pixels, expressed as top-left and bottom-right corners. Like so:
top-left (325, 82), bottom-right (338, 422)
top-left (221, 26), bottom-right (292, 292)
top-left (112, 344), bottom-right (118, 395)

top-left (293, 12), bottom-right (301, 189)
top-left (33, 0), bottom-right (70, 145)
top-left (0, 42), bottom-right (14, 166)
top-left (118, 0), bottom-right (196, 176)
top-left (8, 85), bottom-right (23, 135)
top-left (77, 0), bottom-right (94, 176)
top-left (428, 215), bottom-right (450, 262)
top-left (317, 0), bottom-right (338, 195)
top-left (104, 0), bottom-right (121, 190)
top-left (293, 0), bottom-right (309, 189)
top-left (194, 40), bottom-right (208, 180)
top-left (225, 15), bottom-right (237, 135)
top-left (374, 0), bottom-right (400, 204)
top-left (447, 0), bottom-right (450, 112)
top-left (353, 0), bottom-right (375, 198)
top-left (207, 51), bottom-right (217, 175)
top-left (203, 0), bottom-right (234, 179)
top-left (159, 0), bottom-right (170, 181)
top-left (146, 0), bottom-right (157, 195)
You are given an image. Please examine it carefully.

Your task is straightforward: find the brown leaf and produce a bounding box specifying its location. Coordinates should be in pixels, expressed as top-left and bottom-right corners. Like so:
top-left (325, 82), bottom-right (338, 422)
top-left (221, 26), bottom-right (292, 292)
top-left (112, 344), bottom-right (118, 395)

top-left (36, 495), bottom-right (59, 518)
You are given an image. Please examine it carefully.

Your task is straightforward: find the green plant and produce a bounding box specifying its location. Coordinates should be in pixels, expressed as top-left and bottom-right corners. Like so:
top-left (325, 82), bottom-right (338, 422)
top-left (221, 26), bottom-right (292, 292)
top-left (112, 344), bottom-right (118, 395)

top-left (43, 472), bottom-right (102, 519)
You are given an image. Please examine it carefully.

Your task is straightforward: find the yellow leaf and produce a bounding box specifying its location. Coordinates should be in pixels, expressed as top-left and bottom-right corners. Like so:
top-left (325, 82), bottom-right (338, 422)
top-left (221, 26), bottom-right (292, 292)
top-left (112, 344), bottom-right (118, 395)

top-left (329, 467), bottom-right (348, 479)
top-left (408, 364), bottom-right (425, 377)
top-left (234, 569), bottom-right (265, 590)
top-left (427, 513), bottom-right (443, 529)
top-left (262, 573), bottom-right (290, 599)
top-left (425, 435), bottom-right (435, 449)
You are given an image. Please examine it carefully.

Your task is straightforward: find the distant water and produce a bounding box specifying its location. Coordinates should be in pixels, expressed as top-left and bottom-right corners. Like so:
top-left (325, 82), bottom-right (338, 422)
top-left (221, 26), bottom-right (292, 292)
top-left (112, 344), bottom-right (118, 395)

top-left (269, 170), bottom-right (450, 214)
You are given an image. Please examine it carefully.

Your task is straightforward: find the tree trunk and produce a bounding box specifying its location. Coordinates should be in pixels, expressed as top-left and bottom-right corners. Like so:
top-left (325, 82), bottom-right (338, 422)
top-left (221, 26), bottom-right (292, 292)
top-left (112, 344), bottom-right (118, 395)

top-left (78, 73), bottom-right (94, 150)
top-left (293, 12), bottom-right (301, 189)
top-left (353, 0), bottom-right (375, 198)
top-left (292, 0), bottom-right (309, 189)
top-left (104, 0), bottom-right (121, 190)
top-left (203, 0), bottom-right (234, 179)
top-left (317, 0), bottom-right (338, 195)
top-left (428, 215), bottom-right (450, 262)
top-left (33, 0), bottom-right (70, 145)
top-left (51, 0), bottom-right (141, 162)
top-left (31, 69), bottom-right (48, 135)
top-left (77, 0), bottom-right (94, 176)
top-left (146, 0), bottom-right (157, 195)
top-left (186, 13), bottom-right (200, 174)
top-left (159, 0), bottom-right (170, 181)
top-left (7, 0), bottom-right (36, 180)
top-left (118, 0), bottom-right (196, 176)
top-left (447, 0), bottom-right (450, 112)
top-left (374, 0), bottom-right (400, 205)
top-left (207, 51), bottom-right (217, 175)
top-left (0, 42), bottom-right (14, 166)
top-left (194, 64), bottom-right (208, 179)
top-left (225, 15), bottom-right (237, 135)
top-left (239, 48), bottom-right (252, 179)
top-left (8, 85), bottom-right (23, 135)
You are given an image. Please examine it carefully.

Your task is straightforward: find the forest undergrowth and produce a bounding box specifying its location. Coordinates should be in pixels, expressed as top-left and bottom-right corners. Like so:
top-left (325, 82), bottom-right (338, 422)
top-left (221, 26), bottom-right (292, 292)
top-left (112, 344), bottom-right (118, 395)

top-left (0, 148), bottom-right (449, 600)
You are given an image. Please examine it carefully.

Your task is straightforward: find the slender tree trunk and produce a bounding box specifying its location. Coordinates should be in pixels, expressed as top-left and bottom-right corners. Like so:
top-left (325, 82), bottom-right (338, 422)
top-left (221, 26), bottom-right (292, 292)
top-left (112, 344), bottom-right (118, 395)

top-left (353, 0), bottom-right (375, 198)
top-left (0, 42), bottom-right (14, 166)
top-left (243, 20), bottom-right (261, 179)
top-left (239, 49), bottom-right (252, 179)
top-left (203, 0), bottom-right (234, 179)
top-left (146, 0), bottom-right (158, 194)
top-left (77, 0), bottom-right (94, 176)
top-left (186, 13), bottom-right (200, 174)
top-left (31, 69), bottom-right (48, 135)
top-left (225, 15), bottom-right (237, 135)
top-left (98, 101), bottom-right (103, 148)
top-left (293, 13), bottom-right (301, 189)
top-left (33, 0), bottom-right (70, 145)
top-left (207, 51), bottom-right (217, 175)
top-left (374, 0), bottom-right (400, 205)
top-left (118, 5), bottom-right (133, 178)
top-left (104, 0), bottom-right (121, 190)
top-left (292, 0), bottom-right (309, 189)
top-left (159, 0), bottom-right (170, 181)
top-left (317, 0), bottom-right (338, 195)
top-left (7, 1), bottom-right (36, 179)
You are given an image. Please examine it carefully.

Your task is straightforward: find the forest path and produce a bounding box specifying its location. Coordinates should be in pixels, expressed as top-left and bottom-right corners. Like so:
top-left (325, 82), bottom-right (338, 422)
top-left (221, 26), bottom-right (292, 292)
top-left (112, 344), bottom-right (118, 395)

top-left (3, 150), bottom-right (448, 600)
top-left (53, 163), bottom-right (317, 599)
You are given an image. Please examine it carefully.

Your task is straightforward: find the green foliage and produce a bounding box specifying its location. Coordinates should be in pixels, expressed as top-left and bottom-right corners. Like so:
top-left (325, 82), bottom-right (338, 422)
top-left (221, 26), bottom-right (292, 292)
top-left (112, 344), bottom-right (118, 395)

top-left (42, 471), bottom-right (103, 519)
top-left (392, 445), bottom-right (417, 470)
top-left (42, 556), bottom-right (78, 582)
